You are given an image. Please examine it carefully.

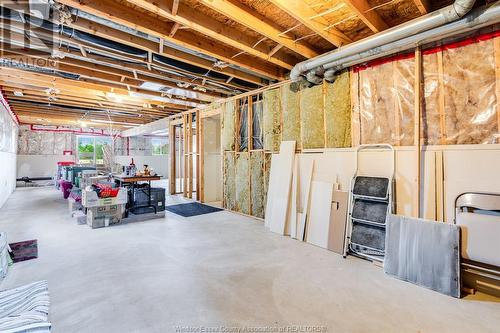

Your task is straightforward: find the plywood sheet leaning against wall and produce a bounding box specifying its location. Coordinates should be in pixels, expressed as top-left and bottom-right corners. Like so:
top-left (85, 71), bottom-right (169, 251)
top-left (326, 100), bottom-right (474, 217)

top-left (222, 100), bottom-right (236, 151)
top-left (442, 38), bottom-right (497, 144)
top-left (357, 57), bottom-right (415, 146)
top-left (265, 141), bottom-right (296, 235)
top-left (263, 89), bottom-right (281, 152)
top-left (325, 71), bottom-right (351, 148)
top-left (250, 151), bottom-right (265, 218)
top-left (281, 83), bottom-right (301, 148)
top-left (306, 181), bottom-right (334, 248)
top-left (300, 84), bottom-right (325, 149)
top-left (223, 152), bottom-right (236, 211)
top-left (235, 153), bottom-right (250, 215)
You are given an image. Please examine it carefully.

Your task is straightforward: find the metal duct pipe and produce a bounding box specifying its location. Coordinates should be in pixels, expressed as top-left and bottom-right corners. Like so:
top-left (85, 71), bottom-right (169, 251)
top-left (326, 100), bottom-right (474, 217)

top-left (305, 68), bottom-right (324, 85)
top-left (324, 3), bottom-right (500, 74)
top-left (323, 70), bottom-right (337, 83)
top-left (292, 0), bottom-right (477, 82)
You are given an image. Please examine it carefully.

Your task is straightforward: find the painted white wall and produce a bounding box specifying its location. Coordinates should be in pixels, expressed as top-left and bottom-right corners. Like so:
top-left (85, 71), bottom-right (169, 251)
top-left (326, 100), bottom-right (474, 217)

top-left (17, 154), bottom-right (75, 178)
top-left (115, 155), bottom-right (168, 179)
top-left (0, 151), bottom-right (16, 208)
top-left (0, 91), bottom-right (18, 209)
top-left (298, 144), bottom-right (500, 224)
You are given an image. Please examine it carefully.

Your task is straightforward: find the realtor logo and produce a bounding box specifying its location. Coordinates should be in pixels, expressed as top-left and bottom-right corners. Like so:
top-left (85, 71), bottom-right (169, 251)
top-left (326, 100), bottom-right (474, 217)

top-left (0, 1), bottom-right (59, 68)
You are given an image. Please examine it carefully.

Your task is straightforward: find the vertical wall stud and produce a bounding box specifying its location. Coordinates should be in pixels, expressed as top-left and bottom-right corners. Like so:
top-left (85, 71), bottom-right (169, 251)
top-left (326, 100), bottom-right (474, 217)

top-left (414, 46), bottom-right (423, 218)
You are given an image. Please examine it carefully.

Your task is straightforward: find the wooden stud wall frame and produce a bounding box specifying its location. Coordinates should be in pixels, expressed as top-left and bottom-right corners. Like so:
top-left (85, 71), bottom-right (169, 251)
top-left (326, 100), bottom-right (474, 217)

top-left (166, 34), bottom-right (500, 222)
top-left (220, 92), bottom-right (268, 218)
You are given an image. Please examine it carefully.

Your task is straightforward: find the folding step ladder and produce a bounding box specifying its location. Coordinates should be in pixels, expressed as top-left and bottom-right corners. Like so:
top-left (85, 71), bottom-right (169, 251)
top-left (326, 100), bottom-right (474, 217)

top-left (343, 144), bottom-right (395, 262)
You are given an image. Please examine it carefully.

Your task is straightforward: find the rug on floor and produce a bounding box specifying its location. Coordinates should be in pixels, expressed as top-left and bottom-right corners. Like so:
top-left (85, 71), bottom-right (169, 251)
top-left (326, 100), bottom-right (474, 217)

top-left (165, 202), bottom-right (223, 217)
top-left (9, 240), bottom-right (38, 263)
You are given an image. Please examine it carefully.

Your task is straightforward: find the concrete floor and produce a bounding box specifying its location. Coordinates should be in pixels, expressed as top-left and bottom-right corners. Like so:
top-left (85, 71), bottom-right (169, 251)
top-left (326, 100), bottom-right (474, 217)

top-left (0, 187), bottom-right (499, 333)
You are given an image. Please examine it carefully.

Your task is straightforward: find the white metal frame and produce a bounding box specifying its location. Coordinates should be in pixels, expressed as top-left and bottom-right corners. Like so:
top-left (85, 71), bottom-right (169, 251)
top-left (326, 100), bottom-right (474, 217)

top-left (343, 144), bottom-right (395, 262)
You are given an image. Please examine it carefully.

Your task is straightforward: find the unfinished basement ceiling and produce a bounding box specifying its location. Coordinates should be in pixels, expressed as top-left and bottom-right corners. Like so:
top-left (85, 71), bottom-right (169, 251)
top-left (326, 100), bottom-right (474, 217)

top-left (0, 0), bottom-right (478, 128)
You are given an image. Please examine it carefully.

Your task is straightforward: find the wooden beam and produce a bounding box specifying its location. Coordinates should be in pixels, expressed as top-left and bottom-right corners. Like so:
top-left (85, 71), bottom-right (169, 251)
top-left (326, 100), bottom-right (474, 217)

top-left (79, 45), bottom-right (88, 57)
top-left (414, 46), bottom-right (423, 218)
top-left (125, 0), bottom-right (303, 66)
top-left (56, 0), bottom-right (286, 80)
top-left (12, 106), bottom-right (150, 123)
top-left (350, 69), bottom-right (361, 146)
top-left (195, 110), bottom-right (200, 199)
top-left (0, 25), bottom-right (231, 96)
top-left (5, 94), bottom-right (172, 117)
top-left (413, 0), bottom-right (430, 14)
top-left (16, 113), bottom-right (132, 129)
top-left (437, 50), bottom-right (446, 145)
top-left (169, 23), bottom-right (180, 37)
top-left (183, 114), bottom-right (188, 197)
top-left (179, 0), bottom-right (319, 59)
top-left (56, 16), bottom-right (265, 86)
top-left (268, 44), bottom-right (284, 58)
top-left (268, 0), bottom-right (352, 47)
top-left (171, 0), bottom-right (179, 16)
top-left (2, 86), bottom-right (187, 112)
top-left (0, 66), bottom-right (202, 106)
top-left (344, 0), bottom-right (389, 33)
top-left (0, 76), bottom-right (188, 114)
top-left (169, 123), bottom-right (177, 194)
top-left (494, 37), bottom-right (500, 136)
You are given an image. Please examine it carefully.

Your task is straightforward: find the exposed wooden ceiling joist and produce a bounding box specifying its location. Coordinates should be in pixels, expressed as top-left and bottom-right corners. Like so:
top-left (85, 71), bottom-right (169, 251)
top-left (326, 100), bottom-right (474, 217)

top-left (16, 113), bottom-right (133, 129)
top-left (0, 71), bottom-right (196, 115)
top-left (413, 0), bottom-right (430, 14)
top-left (268, 0), bottom-right (352, 47)
top-left (2, 86), bottom-right (188, 112)
top-left (344, 0), bottom-right (389, 33)
top-left (124, 0), bottom-right (304, 66)
top-left (5, 94), bottom-right (172, 117)
top-left (56, 0), bottom-right (286, 80)
top-left (68, 16), bottom-right (266, 87)
top-left (0, 11), bottom-right (261, 91)
top-left (193, 0), bottom-right (320, 58)
top-left (0, 65), bottom-right (203, 107)
top-left (0, 45), bottom-right (221, 101)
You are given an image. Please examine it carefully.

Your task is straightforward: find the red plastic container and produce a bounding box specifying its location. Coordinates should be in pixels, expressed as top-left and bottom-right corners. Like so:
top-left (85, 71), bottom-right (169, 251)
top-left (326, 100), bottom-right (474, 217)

top-left (57, 161), bottom-right (75, 166)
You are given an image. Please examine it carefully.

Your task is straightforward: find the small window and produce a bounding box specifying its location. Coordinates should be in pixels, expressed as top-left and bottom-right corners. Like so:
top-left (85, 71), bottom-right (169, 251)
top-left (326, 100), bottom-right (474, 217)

top-left (77, 135), bottom-right (112, 165)
top-left (152, 137), bottom-right (168, 155)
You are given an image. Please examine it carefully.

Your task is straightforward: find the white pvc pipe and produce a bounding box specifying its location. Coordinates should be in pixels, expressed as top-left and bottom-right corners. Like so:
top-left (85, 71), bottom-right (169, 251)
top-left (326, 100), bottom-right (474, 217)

top-left (291, 0), bottom-right (477, 82)
top-left (327, 3), bottom-right (500, 74)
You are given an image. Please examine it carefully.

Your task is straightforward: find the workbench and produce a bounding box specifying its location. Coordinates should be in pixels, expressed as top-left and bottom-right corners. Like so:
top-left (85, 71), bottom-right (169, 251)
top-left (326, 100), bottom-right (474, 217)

top-left (114, 175), bottom-right (162, 216)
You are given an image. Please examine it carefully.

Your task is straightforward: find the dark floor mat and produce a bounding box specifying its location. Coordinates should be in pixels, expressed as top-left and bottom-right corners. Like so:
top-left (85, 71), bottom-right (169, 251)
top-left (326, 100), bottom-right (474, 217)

top-left (165, 202), bottom-right (223, 217)
top-left (9, 240), bottom-right (38, 263)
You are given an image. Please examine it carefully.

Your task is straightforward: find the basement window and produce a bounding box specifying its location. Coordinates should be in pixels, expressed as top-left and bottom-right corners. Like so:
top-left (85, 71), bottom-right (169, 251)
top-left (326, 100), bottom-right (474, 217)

top-left (77, 136), bottom-right (113, 165)
top-left (152, 137), bottom-right (168, 155)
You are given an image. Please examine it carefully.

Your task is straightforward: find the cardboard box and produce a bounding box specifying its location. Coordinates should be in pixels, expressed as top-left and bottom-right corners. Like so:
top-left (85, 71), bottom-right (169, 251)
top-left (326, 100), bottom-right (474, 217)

top-left (86, 204), bottom-right (124, 229)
